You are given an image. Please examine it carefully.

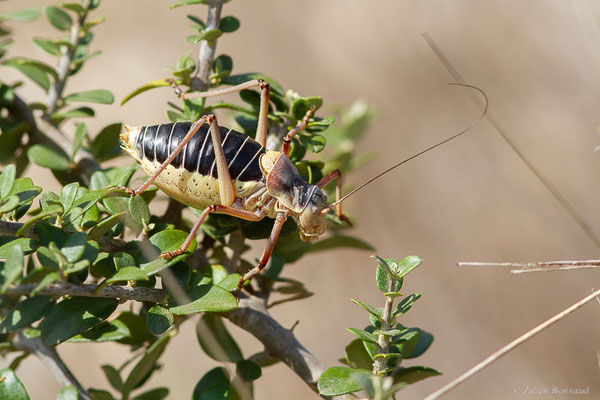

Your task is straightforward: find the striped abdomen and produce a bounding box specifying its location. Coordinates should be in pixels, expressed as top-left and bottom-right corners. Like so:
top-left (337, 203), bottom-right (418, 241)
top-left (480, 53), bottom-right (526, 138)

top-left (121, 122), bottom-right (267, 209)
top-left (134, 122), bottom-right (265, 182)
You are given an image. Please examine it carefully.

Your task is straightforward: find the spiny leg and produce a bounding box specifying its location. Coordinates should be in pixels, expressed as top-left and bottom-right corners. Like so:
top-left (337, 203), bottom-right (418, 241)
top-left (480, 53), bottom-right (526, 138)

top-left (282, 105), bottom-right (316, 155)
top-left (205, 115), bottom-right (236, 206)
top-left (237, 211), bottom-right (289, 298)
top-left (160, 205), bottom-right (264, 259)
top-left (317, 169), bottom-right (352, 226)
top-left (167, 78), bottom-right (271, 147)
top-left (113, 115), bottom-right (209, 196)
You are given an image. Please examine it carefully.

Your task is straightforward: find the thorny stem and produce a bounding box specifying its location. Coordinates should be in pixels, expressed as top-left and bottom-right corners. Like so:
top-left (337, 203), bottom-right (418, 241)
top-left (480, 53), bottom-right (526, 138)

top-left (373, 276), bottom-right (396, 375)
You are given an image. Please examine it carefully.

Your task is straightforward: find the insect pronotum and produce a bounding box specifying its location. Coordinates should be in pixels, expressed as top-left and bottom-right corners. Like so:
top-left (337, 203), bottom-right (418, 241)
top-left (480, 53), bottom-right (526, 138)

top-left (115, 79), bottom-right (487, 297)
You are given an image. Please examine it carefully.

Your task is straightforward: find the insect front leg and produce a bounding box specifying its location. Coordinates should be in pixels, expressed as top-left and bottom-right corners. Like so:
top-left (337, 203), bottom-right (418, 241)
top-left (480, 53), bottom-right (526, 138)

top-left (317, 169), bottom-right (352, 225)
top-left (167, 78), bottom-right (271, 147)
top-left (282, 105), bottom-right (316, 155)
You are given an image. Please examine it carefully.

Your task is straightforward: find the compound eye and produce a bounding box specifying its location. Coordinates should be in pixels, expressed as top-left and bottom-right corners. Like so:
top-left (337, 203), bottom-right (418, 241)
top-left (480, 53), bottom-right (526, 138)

top-left (311, 206), bottom-right (318, 214)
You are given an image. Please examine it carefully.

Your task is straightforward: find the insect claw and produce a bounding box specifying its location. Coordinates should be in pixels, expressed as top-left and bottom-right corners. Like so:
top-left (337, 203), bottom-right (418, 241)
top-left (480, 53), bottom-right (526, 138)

top-left (110, 185), bottom-right (136, 197)
top-left (159, 249), bottom-right (182, 259)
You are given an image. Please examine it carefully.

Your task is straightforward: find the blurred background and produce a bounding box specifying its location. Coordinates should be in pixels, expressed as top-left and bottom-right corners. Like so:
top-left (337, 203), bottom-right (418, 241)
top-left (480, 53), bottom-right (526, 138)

top-left (2, 0), bottom-right (600, 399)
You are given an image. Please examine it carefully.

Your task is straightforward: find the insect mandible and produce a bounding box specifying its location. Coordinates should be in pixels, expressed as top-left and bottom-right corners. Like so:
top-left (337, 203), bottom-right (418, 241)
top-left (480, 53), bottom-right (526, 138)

top-left (114, 79), bottom-right (487, 297)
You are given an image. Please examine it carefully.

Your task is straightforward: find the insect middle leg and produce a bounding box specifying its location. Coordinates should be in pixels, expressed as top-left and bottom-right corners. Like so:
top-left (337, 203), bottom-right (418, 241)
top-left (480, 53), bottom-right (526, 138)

top-left (317, 169), bottom-right (352, 225)
top-left (167, 78), bottom-right (271, 147)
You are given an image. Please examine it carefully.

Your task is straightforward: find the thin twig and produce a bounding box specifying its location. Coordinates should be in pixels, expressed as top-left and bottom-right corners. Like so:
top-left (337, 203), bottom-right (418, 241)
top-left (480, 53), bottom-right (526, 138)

top-left (195, 0), bottom-right (224, 91)
top-left (458, 260), bottom-right (600, 274)
top-left (422, 32), bottom-right (600, 251)
top-left (4, 282), bottom-right (166, 303)
top-left (14, 332), bottom-right (91, 400)
top-left (423, 289), bottom-right (600, 400)
top-left (373, 276), bottom-right (396, 375)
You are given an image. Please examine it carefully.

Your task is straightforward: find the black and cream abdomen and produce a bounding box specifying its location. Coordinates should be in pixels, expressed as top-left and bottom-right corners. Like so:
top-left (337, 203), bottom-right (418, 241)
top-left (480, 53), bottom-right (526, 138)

top-left (121, 122), bottom-right (267, 209)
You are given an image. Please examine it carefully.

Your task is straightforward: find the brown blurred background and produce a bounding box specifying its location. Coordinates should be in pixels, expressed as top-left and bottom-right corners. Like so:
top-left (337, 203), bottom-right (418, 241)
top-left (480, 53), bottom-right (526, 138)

top-left (2, 0), bottom-right (600, 399)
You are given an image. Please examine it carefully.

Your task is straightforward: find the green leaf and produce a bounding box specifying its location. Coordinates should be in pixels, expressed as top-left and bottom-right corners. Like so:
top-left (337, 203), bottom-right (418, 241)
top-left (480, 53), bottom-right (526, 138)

top-left (345, 339), bottom-right (374, 370)
top-left (68, 318), bottom-right (131, 343)
top-left (196, 313), bottom-right (242, 362)
top-left (0, 245), bottom-right (24, 294)
top-left (56, 385), bottom-right (78, 400)
top-left (298, 133), bottom-right (326, 153)
top-left (27, 144), bottom-right (70, 171)
top-left (88, 212), bottom-right (125, 240)
top-left (32, 37), bottom-right (62, 56)
top-left (346, 327), bottom-right (377, 343)
top-left (0, 195), bottom-right (20, 213)
top-left (44, 6), bottom-right (72, 31)
top-left (40, 297), bottom-right (118, 345)
top-left (101, 365), bottom-right (123, 391)
top-left (90, 123), bottom-right (122, 161)
top-left (131, 387), bottom-right (169, 400)
top-left (169, 1), bottom-right (213, 10)
top-left (393, 366), bottom-right (441, 385)
top-left (65, 188), bottom-right (109, 223)
top-left (0, 368), bottom-right (30, 400)
top-left (88, 389), bottom-right (115, 400)
top-left (51, 106), bottom-right (95, 120)
top-left (2, 58), bottom-right (56, 92)
top-left (192, 367), bottom-right (229, 400)
top-left (219, 16), bottom-right (240, 33)
top-left (170, 283), bottom-right (237, 315)
top-left (128, 195), bottom-right (150, 233)
top-left (70, 123), bottom-right (87, 162)
top-left (373, 255), bottom-right (422, 280)
top-left (122, 333), bottom-right (170, 398)
top-left (0, 164), bottom-right (16, 198)
top-left (215, 273), bottom-right (241, 292)
top-left (65, 89), bottom-right (114, 104)
top-left (236, 359), bottom-right (261, 382)
top-left (62, 4), bottom-right (85, 14)
top-left (7, 178), bottom-right (43, 220)
top-left (60, 182), bottom-right (80, 213)
top-left (308, 235), bottom-right (374, 253)
top-left (61, 232), bottom-right (88, 263)
top-left (147, 305), bottom-right (174, 335)
top-left (0, 238), bottom-right (38, 258)
top-left (393, 293), bottom-right (421, 317)
top-left (30, 272), bottom-right (59, 296)
top-left (350, 298), bottom-right (383, 319)
top-left (16, 203), bottom-right (64, 237)
top-left (0, 296), bottom-right (54, 334)
top-left (187, 29), bottom-right (222, 44)
top-left (212, 54), bottom-right (233, 78)
top-left (375, 263), bottom-right (402, 294)
top-left (406, 329), bottom-right (434, 359)
top-left (121, 79), bottom-right (172, 106)
top-left (318, 366), bottom-right (371, 396)
top-left (140, 230), bottom-right (197, 276)
top-left (0, 8), bottom-right (40, 22)
top-left (106, 267), bottom-right (148, 283)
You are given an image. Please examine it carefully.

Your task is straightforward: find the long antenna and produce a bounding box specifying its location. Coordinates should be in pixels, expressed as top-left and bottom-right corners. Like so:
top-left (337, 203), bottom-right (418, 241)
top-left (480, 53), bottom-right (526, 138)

top-left (422, 32), bottom-right (600, 251)
top-left (330, 83), bottom-right (488, 207)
